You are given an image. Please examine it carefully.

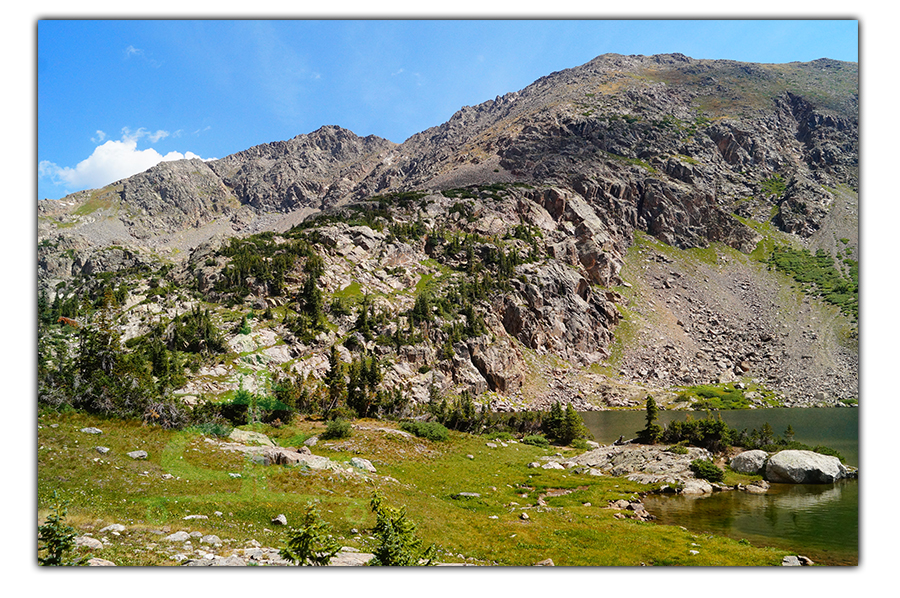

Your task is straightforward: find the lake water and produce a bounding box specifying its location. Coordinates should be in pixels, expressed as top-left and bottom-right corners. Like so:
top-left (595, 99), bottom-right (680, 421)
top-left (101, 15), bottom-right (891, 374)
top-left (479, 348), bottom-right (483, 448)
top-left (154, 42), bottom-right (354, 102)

top-left (580, 408), bottom-right (859, 565)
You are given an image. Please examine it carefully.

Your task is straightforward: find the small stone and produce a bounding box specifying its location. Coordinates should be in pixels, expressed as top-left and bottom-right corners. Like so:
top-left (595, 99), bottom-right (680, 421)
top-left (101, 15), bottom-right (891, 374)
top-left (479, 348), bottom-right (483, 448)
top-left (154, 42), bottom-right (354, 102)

top-left (75, 536), bottom-right (103, 550)
top-left (183, 514), bottom-right (208, 520)
top-left (127, 450), bottom-right (148, 460)
top-left (520, 513), bottom-right (530, 520)
top-left (87, 558), bottom-right (116, 566)
top-left (534, 558), bottom-right (554, 566)
top-left (80, 427), bottom-right (103, 434)
top-left (100, 524), bottom-right (125, 533)
top-left (271, 514), bottom-right (288, 526)
top-left (95, 446), bottom-right (110, 454)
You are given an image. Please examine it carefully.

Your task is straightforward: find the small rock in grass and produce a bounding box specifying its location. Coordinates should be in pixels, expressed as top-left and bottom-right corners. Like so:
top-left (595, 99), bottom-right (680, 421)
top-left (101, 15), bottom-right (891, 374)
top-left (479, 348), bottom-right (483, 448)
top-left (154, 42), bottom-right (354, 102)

top-left (75, 536), bottom-right (103, 550)
top-left (127, 450), bottom-right (148, 460)
top-left (87, 558), bottom-right (116, 566)
top-left (100, 524), bottom-right (125, 533)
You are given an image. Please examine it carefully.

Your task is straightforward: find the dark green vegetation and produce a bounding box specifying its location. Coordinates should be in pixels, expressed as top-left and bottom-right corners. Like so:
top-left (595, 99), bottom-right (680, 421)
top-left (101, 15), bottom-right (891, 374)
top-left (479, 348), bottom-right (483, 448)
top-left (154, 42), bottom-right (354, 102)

top-left (368, 492), bottom-right (437, 566)
top-left (640, 397), bottom-right (845, 462)
top-left (690, 459), bottom-right (725, 483)
top-left (38, 492), bottom-right (82, 566)
top-left (279, 504), bottom-right (342, 566)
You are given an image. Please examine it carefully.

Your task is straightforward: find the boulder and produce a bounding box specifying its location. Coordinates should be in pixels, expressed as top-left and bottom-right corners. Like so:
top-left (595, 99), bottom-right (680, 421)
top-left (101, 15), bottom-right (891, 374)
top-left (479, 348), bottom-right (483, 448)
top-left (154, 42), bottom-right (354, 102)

top-left (74, 536), bottom-right (103, 550)
top-left (730, 449), bottom-right (768, 475)
top-left (764, 450), bottom-right (847, 484)
top-left (87, 558), bottom-right (117, 566)
top-left (228, 429), bottom-right (275, 447)
top-left (262, 446), bottom-right (311, 466)
top-left (349, 457), bottom-right (377, 473)
top-left (126, 450), bottom-right (148, 460)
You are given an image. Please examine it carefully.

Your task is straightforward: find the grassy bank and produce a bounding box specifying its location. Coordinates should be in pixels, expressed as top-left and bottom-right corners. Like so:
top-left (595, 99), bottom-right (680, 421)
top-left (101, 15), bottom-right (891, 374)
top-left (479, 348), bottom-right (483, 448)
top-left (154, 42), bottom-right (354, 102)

top-left (38, 409), bottom-right (790, 566)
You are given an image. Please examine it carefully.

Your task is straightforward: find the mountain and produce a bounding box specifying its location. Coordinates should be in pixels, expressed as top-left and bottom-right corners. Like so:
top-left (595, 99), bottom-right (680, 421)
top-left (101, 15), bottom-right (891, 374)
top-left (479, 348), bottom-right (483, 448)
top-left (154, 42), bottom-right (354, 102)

top-left (37, 53), bottom-right (859, 418)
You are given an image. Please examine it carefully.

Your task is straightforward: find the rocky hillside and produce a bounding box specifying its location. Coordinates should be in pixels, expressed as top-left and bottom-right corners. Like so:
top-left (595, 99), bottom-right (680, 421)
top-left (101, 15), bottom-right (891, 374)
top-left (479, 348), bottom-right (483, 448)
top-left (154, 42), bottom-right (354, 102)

top-left (36, 53), bottom-right (859, 412)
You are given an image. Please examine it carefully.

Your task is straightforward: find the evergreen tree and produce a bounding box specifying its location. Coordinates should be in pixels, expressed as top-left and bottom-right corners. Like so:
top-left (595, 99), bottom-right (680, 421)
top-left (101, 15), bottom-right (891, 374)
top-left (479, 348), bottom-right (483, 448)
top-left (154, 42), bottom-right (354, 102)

top-left (559, 403), bottom-right (588, 445)
top-left (638, 396), bottom-right (663, 444)
top-left (543, 401), bottom-right (565, 441)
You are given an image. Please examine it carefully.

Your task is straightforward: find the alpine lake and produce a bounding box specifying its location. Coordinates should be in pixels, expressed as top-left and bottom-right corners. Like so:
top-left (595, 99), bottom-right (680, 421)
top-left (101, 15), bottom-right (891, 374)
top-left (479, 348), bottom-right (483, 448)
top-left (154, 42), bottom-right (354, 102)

top-left (580, 407), bottom-right (859, 565)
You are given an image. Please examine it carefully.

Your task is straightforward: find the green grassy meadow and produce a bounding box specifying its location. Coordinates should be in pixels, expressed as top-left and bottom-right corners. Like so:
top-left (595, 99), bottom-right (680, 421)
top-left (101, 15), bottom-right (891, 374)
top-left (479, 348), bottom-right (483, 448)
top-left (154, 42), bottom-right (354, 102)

top-left (38, 409), bottom-right (790, 567)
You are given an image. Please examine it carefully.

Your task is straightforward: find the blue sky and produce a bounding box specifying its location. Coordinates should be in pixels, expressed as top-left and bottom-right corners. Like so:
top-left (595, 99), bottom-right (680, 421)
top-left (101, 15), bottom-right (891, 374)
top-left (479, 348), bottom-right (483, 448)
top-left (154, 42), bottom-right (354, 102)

top-left (37, 19), bottom-right (858, 201)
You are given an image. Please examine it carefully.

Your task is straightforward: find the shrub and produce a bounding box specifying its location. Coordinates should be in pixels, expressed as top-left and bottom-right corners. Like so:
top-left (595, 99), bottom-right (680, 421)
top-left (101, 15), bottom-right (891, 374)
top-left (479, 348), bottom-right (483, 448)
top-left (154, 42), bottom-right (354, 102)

top-left (399, 420), bottom-right (449, 442)
top-left (522, 434), bottom-right (549, 448)
top-left (690, 458), bottom-right (725, 483)
top-left (321, 418), bottom-right (351, 440)
top-left (368, 492), bottom-right (436, 566)
top-left (279, 504), bottom-right (341, 566)
top-left (189, 421), bottom-right (233, 437)
top-left (38, 492), bottom-right (80, 566)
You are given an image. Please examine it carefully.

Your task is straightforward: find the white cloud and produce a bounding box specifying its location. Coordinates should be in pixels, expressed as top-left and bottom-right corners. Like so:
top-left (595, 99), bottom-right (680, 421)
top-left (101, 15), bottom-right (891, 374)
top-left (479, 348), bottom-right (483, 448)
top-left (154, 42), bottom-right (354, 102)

top-left (91, 130), bottom-right (107, 143)
top-left (39, 129), bottom-right (211, 193)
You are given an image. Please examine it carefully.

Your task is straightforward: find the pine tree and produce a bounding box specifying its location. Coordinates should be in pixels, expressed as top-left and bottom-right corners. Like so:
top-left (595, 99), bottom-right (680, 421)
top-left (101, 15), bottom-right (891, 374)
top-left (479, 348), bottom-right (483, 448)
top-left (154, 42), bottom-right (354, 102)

top-left (639, 395), bottom-right (663, 444)
top-left (543, 401), bottom-right (565, 441)
top-left (559, 403), bottom-right (588, 445)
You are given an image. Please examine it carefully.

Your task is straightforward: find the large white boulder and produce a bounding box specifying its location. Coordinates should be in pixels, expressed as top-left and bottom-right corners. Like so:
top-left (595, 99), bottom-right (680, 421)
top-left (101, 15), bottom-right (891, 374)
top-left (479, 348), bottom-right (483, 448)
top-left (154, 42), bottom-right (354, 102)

top-left (764, 450), bottom-right (845, 484)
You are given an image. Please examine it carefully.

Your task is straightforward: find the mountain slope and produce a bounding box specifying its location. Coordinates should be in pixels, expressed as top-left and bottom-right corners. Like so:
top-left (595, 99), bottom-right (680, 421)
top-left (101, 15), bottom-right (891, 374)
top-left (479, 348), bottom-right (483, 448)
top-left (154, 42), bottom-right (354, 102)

top-left (36, 53), bottom-right (859, 415)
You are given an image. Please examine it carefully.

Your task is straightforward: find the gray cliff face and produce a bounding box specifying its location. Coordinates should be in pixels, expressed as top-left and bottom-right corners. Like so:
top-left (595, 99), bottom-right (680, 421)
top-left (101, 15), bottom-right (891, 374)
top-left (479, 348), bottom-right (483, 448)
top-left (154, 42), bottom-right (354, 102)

top-left (36, 53), bottom-right (858, 409)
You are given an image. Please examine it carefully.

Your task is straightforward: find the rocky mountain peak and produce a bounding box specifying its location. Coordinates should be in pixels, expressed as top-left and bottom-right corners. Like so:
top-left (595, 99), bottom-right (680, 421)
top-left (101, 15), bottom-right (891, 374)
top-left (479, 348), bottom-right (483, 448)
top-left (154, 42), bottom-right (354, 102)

top-left (37, 53), bottom-right (858, 412)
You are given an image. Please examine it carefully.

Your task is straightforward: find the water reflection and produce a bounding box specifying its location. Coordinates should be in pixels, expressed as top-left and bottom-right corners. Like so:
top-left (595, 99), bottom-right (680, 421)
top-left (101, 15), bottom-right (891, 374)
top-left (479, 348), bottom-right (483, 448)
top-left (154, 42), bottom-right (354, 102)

top-left (643, 481), bottom-right (858, 564)
top-left (580, 408), bottom-right (859, 564)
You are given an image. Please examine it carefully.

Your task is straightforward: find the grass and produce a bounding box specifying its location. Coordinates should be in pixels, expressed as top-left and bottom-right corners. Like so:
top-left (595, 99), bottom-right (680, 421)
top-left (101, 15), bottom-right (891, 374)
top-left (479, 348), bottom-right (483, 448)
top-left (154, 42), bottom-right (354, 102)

top-left (73, 189), bottom-right (117, 216)
top-left (38, 409), bottom-right (791, 566)
top-left (675, 383), bottom-right (780, 410)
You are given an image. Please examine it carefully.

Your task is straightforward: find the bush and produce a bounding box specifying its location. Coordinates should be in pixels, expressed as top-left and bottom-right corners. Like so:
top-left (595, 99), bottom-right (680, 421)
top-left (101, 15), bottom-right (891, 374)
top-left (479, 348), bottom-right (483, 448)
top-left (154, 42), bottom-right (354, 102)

top-left (690, 458), bottom-right (725, 483)
top-left (38, 492), bottom-right (80, 566)
top-left (522, 434), bottom-right (549, 448)
top-left (368, 492), bottom-right (436, 566)
top-left (279, 504), bottom-right (341, 566)
top-left (321, 418), bottom-right (351, 440)
top-left (399, 420), bottom-right (449, 442)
